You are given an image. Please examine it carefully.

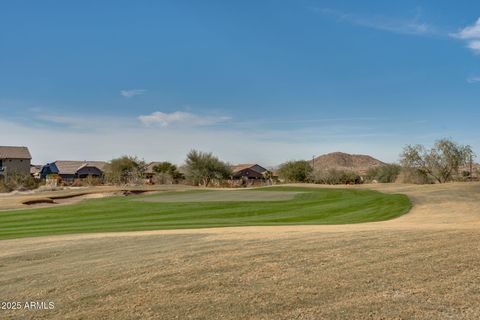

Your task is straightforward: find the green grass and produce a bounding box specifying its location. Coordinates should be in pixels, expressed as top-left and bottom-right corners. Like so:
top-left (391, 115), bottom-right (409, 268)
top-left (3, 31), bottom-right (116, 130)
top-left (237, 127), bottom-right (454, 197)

top-left (0, 187), bottom-right (411, 240)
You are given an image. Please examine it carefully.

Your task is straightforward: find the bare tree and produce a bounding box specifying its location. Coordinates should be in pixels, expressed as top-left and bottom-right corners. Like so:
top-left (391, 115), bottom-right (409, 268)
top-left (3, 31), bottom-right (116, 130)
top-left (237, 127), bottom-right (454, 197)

top-left (400, 139), bottom-right (474, 183)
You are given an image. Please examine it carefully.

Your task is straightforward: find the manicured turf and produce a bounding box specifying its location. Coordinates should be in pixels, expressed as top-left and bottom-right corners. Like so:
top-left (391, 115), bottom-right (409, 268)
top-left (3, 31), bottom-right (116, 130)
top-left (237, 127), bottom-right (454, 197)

top-left (0, 187), bottom-right (411, 240)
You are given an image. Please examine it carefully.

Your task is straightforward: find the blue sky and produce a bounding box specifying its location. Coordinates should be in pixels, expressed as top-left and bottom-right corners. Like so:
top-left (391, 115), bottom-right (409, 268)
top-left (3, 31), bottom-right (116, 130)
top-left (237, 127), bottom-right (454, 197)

top-left (1, 1), bottom-right (480, 165)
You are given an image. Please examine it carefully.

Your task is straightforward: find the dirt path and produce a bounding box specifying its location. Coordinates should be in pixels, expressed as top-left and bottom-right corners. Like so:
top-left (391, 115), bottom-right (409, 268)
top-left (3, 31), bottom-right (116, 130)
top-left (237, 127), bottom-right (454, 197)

top-left (1, 183), bottom-right (480, 319)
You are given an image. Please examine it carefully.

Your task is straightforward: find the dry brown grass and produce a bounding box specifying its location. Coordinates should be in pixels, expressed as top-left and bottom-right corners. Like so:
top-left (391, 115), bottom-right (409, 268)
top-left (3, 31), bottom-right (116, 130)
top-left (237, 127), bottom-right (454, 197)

top-left (1, 183), bottom-right (480, 319)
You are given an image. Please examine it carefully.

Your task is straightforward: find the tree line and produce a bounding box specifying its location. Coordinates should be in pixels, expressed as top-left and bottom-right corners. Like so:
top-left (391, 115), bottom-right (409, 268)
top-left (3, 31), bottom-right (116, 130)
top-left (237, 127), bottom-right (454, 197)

top-left (101, 138), bottom-right (478, 186)
top-left (277, 138), bottom-right (476, 184)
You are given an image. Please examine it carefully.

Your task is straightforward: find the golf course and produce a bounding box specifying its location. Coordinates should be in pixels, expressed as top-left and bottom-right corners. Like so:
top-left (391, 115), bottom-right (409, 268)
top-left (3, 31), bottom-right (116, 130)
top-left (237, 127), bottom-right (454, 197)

top-left (2, 183), bottom-right (480, 319)
top-left (0, 187), bottom-right (410, 240)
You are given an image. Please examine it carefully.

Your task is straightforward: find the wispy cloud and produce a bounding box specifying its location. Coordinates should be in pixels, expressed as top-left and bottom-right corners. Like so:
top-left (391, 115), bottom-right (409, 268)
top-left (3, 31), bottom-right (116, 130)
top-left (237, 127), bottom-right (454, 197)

top-left (452, 18), bottom-right (480, 54)
top-left (467, 76), bottom-right (480, 83)
top-left (120, 89), bottom-right (147, 98)
top-left (138, 111), bottom-right (231, 127)
top-left (311, 7), bottom-right (434, 36)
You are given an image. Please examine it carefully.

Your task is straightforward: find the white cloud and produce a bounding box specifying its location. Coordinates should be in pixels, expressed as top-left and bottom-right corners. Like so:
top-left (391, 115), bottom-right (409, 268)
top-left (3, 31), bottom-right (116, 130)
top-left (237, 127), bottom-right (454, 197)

top-left (138, 111), bottom-right (231, 127)
top-left (120, 89), bottom-right (146, 98)
top-left (467, 76), bottom-right (480, 83)
top-left (452, 18), bottom-right (480, 54)
top-left (311, 7), bottom-right (434, 36)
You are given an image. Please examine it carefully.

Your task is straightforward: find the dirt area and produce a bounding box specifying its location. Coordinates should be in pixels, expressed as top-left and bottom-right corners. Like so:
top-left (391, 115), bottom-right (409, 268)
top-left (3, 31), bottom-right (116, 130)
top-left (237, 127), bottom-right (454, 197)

top-left (135, 190), bottom-right (303, 202)
top-left (1, 183), bottom-right (480, 319)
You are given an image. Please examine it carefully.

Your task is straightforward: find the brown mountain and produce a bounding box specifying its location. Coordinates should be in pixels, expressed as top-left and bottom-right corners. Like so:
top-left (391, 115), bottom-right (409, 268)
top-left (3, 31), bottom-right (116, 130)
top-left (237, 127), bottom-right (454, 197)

top-left (311, 152), bottom-right (385, 175)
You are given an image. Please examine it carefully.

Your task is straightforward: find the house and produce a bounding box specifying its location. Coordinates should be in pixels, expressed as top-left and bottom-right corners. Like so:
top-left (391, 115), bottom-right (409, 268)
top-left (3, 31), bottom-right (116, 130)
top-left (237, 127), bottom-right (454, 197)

top-left (231, 164), bottom-right (271, 180)
top-left (40, 160), bottom-right (107, 181)
top-left (0, 146), bottom-right (32, 177)
top-left (30, 165), bottom-right (42, 179)
top-left (144, 162), bottom-right (164, 179)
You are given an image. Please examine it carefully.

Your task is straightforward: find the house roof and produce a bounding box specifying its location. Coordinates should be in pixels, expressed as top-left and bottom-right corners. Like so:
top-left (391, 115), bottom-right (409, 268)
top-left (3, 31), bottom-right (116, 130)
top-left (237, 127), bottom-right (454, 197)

top-left (0, 146), bottom-right (32, 159)
top-left (30, 165), bottom-right (42, 175)
top-left (231, 164), bottom-right (268, 174)
top-left (53, 160), bottom-right (107, 175)
top-left (144, 162), bottom-right (164, 174)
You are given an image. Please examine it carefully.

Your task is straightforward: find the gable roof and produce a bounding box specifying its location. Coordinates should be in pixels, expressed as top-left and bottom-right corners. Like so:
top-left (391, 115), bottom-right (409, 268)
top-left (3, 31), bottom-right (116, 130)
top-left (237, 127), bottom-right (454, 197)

top-left (53, 160), bottom-right (107, 175)
top-left (144, 162), bottom-right (164, 174)
top-left (231, 164), bottom-right (268, 174)
top-left (0, 146), bottom-right (32, 160)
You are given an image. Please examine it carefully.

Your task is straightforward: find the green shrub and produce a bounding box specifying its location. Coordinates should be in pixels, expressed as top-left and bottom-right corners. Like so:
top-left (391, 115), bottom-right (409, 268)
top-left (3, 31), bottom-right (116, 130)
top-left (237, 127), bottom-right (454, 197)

top-left (312, 169), bottom-right (362, 185)
top-left (277, 160), bottom-right (313, 182)
top-left (366, 164), bottom-right (402, 183)
top-left (104, 156), bottom-right (145, 185)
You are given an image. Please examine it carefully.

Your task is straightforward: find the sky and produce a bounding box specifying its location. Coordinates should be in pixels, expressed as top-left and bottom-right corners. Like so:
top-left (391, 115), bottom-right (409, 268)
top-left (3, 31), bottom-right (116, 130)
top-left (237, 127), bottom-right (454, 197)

top-left (1, 0), bottom-right (480, 166)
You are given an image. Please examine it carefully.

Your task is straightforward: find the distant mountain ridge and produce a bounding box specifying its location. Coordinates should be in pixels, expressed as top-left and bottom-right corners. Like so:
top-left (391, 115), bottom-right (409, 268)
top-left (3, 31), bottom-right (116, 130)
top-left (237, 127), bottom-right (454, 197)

top-left (311, 152), bottom-right (385, 174)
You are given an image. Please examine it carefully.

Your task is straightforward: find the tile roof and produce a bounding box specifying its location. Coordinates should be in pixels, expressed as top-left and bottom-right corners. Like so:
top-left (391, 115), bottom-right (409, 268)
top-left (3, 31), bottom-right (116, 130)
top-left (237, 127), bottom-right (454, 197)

top-left (0, 146), bottom-right (32, 159)
top-left (53, 161), bottom-right (107, 175)
top-left (231, 164), bottom-right (268, 174)
top-left (144, 162), bottom-right (165, 174)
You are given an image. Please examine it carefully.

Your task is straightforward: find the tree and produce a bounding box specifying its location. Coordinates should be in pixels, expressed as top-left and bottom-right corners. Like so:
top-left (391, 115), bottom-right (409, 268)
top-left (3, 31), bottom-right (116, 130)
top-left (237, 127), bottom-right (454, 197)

top-left (313, 169), bottom-right (361, 185)
top-left (277, 160), bottom-right (313, 182)
top-left (152, 162), bottom-right (184, 183)
top-left (366, 164), bottom-right (402, 183)
top-left (184, 150), bottom-right (232, 186)
top-left (104, 156), bottom-right (145, 185)
top-left (400, 139), bottom-right (474, 183)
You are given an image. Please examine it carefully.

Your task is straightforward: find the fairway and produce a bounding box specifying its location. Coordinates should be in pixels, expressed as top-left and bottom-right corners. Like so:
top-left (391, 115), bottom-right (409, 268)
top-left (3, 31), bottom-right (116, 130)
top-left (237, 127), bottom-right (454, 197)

top-left (0, 187), bottom-right (411, 240)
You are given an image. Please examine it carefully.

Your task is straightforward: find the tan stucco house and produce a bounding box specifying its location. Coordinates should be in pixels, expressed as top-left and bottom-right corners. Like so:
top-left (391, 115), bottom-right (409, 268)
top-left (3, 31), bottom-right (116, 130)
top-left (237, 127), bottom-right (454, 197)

top-left (0, 146), bottom-right (32, 177)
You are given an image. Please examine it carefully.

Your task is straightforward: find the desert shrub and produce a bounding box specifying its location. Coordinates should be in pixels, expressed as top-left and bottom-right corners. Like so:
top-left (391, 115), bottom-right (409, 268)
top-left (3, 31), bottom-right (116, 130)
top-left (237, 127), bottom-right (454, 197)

top-left (313, 169), bottom-right (362, 185)
top-left (184, 150), bottom-right (232, 186)
top-left (104, 156), bottom-right (145, 185)
top-left (277, 160), bottom-right (313, 182)
top-left (366, 164), bottom-right (402, 183)
top-left (71, 176), bottom-right (102, 187)
top-left (152, 162), bottom-right (184, 184)
top-left (395, 167), bottom-right (433, 184)
top-left (0, 172), bottom-right (40, 192)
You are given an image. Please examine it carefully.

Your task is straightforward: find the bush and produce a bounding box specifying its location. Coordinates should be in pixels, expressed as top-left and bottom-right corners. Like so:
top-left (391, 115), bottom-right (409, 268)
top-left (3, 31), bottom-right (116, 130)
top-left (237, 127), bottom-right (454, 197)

top-left (366, 164), bottom-right (402, 183)
top-left (184, 150), bottom-right (232, 186)
top-left (277, 160), bottom-right (313, 182)
top-left (152, 162), bottom-right (184, 184)
top-left (312, 169), bottom-right (362, 185)
top-left (71, 176), bottom-right (103, 187)
top-left (395, 167), bottom-right (433, 184)
top-left (104, 156), bottom-right (145, 185)
top-left (0, 173), bottom-right (40, 193)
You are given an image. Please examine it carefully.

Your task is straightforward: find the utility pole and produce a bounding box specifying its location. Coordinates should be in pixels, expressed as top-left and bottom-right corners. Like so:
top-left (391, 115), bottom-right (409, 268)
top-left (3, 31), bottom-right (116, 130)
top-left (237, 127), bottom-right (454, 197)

top-left (312, 155), bottom-right (315, 170)
top-left (470, 153), bottom-right (473, 180)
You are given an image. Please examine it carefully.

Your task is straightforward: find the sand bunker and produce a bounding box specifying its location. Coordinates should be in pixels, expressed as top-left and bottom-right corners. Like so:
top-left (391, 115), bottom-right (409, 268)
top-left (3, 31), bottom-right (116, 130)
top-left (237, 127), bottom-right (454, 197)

top-left (135, 190), bottom-right (304, 203)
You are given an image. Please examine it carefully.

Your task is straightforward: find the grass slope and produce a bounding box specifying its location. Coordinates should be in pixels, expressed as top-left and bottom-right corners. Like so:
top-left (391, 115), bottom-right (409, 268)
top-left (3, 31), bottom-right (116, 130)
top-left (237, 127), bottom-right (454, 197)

top-left (0, 187), bottom-right (411, 240)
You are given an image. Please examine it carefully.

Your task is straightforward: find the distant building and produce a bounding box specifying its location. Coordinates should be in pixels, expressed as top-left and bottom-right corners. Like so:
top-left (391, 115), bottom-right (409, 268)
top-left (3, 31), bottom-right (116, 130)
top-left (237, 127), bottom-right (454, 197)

top-left (30, 164), bottom-right (42, 179)
top-left (231, 164), bottom-right (271, 180)
top-left (0, 146), bottom-right (32, 177)
top-left (40, 160), bottom-right (107, 181)
top-left (144, 162), bottom-right (164, 179)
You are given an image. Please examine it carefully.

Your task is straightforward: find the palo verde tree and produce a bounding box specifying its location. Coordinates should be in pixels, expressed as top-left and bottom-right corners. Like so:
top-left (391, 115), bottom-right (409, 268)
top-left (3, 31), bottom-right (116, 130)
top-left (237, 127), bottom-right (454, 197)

top-left (153, 162), bottom-right (184, 183)
top-left (400, 138), bottom-right (474, 183)
top-left (184, 150), bottom-right (232, 186)
top-left (277, 160), bottom-right (313, 183)
top-left (104, 156), bottom-right (145, 185)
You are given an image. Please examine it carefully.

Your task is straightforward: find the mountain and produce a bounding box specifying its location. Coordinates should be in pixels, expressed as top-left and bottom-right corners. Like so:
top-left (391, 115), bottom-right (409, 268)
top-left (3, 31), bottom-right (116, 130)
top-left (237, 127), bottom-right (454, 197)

top-left (311, 152), bottom-right (385, 175)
